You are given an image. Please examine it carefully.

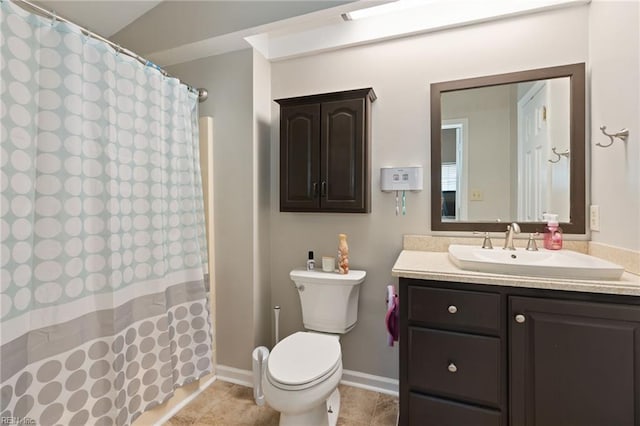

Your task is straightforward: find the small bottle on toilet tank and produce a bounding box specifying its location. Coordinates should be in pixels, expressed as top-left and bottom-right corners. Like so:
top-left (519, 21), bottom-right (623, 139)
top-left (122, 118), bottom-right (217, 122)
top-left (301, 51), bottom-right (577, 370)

top-left (306, 251), bottom-right (315, 271)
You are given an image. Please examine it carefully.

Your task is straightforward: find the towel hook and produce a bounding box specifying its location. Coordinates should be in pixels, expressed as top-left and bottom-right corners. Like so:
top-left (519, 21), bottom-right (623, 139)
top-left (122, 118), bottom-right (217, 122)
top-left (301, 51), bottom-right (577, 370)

top-left (597, 125), bottom-right (629, 148)
top-left (548, 147), bottom-right (570, 163)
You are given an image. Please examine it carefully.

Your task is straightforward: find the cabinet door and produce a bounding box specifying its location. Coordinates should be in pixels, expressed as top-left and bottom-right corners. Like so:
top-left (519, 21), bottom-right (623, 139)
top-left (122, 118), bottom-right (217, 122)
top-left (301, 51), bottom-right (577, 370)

top-left (510, 296), bottom-right (640, 426)
top-left (280, 104), bottom-right (320, 211)
top-left (320, 98), bottom-right (368, 212)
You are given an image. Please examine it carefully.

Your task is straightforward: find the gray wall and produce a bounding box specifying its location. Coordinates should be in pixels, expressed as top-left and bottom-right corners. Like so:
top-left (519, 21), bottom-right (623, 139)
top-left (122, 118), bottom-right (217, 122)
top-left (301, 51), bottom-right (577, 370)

top-left (442, 85), bottom-right (513, 221)
top-left (441, 129), bottom-right (457, 164)
top-left (167, 49), bottom-right (274, 370)
top-left (589, 0), bottom-right (640, 251)
top-left (163, 1), bottom-right (640, 379)
top-left (269, 6), bottom-right (588, 379)
top-left (252, 50), bottom-right (273, 349)
top-left (166, 50), bottom-right (258, 369)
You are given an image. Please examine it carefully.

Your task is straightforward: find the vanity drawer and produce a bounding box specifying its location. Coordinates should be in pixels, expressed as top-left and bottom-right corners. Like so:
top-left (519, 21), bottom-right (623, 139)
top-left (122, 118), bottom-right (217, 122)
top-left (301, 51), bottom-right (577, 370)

top-left (408, 327), bottom-right (501, 408)
top-left (408, 285), bottom-right (500, 334)
top-left (409, 393), bottom-right (502, 426)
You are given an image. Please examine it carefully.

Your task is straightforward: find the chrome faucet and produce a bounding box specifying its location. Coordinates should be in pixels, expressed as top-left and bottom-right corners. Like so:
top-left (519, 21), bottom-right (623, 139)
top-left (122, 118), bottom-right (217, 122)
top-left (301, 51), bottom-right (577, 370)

top-left (480, 232), bottom-right (493, 249)
top-left (473, 231), bottom-right (493, 249)
top-left (526, 233), bottom-right (539, 251)
top-left (503, 223), bottom-right (521, 250)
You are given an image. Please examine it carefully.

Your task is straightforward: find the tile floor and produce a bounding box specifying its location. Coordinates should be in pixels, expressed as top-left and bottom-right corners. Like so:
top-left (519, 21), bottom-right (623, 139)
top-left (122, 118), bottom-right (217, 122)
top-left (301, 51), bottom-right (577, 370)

top-left (166, 380), bottom-right (398, 426)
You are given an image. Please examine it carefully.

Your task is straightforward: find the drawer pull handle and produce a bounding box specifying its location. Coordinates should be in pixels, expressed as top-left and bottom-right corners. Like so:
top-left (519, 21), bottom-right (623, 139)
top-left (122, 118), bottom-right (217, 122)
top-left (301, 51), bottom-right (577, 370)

top-left (515, 314), bottom-right (526, 323)
top-left (447, 363), bottom-right (457, 373)
top-left (448, 305), bottom-right (458, 314)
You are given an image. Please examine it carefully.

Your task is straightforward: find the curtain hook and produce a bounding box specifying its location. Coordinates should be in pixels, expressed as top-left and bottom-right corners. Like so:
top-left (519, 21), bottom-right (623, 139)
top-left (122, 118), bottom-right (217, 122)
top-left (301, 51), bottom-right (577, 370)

top-left (81, 29), bottom-right (90, 44)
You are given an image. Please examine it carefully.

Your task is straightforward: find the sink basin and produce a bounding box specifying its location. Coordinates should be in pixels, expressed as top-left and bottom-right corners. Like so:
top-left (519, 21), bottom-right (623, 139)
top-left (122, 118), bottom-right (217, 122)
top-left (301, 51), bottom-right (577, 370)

top-left (448, 244), bottom-right (625, 281)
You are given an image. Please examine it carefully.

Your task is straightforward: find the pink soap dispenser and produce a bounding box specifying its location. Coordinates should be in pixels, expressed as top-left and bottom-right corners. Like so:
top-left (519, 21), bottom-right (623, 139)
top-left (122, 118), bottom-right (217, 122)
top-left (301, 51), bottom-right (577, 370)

top-left (542, 213), bottom-right (563, 250)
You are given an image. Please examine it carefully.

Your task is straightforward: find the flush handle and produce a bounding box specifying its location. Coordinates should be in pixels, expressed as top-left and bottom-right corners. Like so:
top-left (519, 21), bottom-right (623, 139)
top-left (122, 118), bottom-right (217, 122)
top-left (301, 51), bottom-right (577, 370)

top-left (515, 314), bottom-right (526, 323)
top-left (448, 363), bottom-right (457, 373)
top-left (448, 305), bottom-right (458, 314)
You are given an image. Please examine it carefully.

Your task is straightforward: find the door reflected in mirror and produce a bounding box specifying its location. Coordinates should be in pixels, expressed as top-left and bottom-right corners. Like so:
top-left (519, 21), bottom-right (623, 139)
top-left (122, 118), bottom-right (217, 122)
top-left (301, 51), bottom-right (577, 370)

top-left (430, 63), bottom-right (585, 234)
top-left (440, 77), bottom-right (570, 223)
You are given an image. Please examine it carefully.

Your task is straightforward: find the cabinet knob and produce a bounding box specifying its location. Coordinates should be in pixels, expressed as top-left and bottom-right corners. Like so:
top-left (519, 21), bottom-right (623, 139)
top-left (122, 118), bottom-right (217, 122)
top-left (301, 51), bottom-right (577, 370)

top-left (448, 305), bottom-right (458, 314)
top-left (515, 314), bottom-right (526, 323)
top-left (447, 363), bottom-right (457, 373)
top-left (321, 181), bottom-right (327, 197)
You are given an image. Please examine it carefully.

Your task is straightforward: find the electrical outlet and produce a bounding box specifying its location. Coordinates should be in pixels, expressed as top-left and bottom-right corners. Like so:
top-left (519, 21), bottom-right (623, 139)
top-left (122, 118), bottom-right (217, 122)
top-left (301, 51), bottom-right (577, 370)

top-left (590, 205), bottom-right (600, 231)
top-left (470, 190), bottom-right (483, 201)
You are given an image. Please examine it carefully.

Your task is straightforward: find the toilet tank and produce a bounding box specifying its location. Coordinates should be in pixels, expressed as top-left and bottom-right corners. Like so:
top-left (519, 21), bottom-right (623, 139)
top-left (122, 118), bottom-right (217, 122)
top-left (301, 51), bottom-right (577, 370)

top-left (290, 269), bottom-right (366, 334)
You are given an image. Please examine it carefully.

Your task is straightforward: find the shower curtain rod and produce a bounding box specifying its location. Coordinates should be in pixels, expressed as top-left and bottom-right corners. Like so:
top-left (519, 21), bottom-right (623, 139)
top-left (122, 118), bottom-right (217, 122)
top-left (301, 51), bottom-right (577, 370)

top-left (10, 0), bottom-right (209, 103)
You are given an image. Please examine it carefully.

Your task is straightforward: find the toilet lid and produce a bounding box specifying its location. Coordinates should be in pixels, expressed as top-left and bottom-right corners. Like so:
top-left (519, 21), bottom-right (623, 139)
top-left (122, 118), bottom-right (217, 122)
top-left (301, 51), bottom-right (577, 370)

top-left (268, 332), bottom-right (341, 386)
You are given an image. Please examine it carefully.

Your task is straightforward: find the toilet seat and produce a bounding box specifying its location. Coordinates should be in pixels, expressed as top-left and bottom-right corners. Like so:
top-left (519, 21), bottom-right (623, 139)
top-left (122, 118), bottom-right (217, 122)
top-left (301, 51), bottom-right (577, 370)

top-left (267, 332), bottom-right (341, 391)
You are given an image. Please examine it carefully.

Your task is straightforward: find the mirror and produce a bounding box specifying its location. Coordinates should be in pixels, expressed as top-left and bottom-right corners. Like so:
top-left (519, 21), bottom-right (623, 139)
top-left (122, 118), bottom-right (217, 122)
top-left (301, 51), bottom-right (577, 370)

top-left (431, 63), bottom-right (585, 234)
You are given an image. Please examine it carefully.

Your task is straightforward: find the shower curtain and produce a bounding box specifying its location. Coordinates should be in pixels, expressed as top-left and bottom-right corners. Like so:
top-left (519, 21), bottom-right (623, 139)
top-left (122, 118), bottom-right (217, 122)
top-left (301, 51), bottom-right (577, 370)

top-left (0, 1), bottom-right (213, 425)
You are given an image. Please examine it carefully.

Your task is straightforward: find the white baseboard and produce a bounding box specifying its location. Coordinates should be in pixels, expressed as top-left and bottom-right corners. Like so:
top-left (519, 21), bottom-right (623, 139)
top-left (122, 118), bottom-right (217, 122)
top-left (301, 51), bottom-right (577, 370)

top-left (215, 364), bottom-right (398, 397)
top-left (152, 366), bottom-right (398, 425)
top-left (154, 375), bottom-right (218, 426)
top-left (341, 369), bottom-right (399, 397)
top-left (215, 364), bottom-right (254, 388)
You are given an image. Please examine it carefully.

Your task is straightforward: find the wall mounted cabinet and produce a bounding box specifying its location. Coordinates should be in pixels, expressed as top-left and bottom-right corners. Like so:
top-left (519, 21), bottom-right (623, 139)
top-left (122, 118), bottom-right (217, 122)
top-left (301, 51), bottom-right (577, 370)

top-left (276, 88), bottom-right (376, 213)
top-left (400, 278), bottom-right (640, 426)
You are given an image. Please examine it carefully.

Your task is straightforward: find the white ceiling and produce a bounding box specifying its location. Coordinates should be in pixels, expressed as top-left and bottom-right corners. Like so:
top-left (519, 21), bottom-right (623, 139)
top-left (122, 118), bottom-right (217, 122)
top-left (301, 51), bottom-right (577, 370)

top-left (33, 0), bottom-right (163, 37)
top-left (146, 0), bottom-right (590, 65)
top-left (28, 0), bottom-right (590, 67)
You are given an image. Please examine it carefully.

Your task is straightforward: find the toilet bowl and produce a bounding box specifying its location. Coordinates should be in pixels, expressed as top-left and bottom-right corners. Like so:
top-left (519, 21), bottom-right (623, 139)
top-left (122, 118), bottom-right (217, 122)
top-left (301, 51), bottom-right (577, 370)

top-left (263, 332), bottom-right (342, 426)
top-left (263, 269), bottom-right (366, 425)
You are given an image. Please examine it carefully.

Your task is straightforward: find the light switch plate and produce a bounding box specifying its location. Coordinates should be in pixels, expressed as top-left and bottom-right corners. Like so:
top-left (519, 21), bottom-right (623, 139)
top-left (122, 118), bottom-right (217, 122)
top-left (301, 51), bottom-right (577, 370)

top-left (590, 205), bottom-right (600, 231)
top-left (470, 190), bottom-right (483, 201)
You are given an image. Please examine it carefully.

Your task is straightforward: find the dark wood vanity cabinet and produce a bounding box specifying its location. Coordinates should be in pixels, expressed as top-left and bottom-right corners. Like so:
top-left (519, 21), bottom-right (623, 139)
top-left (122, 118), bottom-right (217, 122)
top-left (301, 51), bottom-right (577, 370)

top-left (510, 296), bottom-right (640, 426)
top-left (276, 88), bottom-right (376, 213)
top-left (400, 278), bottom-right (640, 426)
top-left (401, 283), bottom-right (506, 426)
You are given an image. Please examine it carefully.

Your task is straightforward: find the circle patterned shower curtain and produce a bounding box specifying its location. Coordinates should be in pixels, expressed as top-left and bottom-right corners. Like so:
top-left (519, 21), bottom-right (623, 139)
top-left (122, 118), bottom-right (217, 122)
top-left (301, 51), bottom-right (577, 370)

top-left (0, 1), bottom-right (213, 425)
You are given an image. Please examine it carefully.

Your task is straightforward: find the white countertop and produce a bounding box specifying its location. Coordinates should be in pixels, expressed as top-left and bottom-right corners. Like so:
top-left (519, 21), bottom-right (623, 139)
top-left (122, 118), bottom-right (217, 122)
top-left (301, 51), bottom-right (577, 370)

top-left (392, 250), bottom-right (640, 296)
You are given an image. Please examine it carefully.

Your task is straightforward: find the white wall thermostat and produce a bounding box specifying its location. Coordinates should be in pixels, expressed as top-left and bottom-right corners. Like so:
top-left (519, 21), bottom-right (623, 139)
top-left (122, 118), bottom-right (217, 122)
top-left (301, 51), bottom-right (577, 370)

top-left (380, 166), bottom-right (423, 191)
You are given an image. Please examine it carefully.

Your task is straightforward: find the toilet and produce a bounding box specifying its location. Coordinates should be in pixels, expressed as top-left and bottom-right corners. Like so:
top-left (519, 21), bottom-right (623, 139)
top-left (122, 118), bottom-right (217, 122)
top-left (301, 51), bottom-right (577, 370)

top-left (263, 268), bottom-right (366, 426)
